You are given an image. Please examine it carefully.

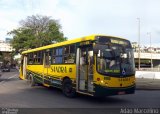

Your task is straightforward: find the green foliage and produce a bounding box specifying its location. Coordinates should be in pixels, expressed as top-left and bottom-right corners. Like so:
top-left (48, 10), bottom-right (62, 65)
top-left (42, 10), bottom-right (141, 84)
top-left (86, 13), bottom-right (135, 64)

top-left (8, 15), bottom-right (67, 53)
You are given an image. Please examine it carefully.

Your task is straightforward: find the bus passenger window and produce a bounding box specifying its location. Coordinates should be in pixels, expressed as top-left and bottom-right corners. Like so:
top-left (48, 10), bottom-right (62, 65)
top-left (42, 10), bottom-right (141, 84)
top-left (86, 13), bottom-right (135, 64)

top-left (64, 46), bottom-right (69, 54)
top-left (68, 53), bottom-right (75, 63)
top-left (33, 53), bottom-right (37, 64)
top-left (64, 45), bottom-right (75, 63)
top-left (52, 57), bottom-right (56, 63)
top-left (28, 53), bottom-right (34, 65)
top-left (45, 52), bottom-right (50, 65)
top-left (54, 48), bottom-right (63, 64)
top-left (70, 45), bottom-right (75, 53)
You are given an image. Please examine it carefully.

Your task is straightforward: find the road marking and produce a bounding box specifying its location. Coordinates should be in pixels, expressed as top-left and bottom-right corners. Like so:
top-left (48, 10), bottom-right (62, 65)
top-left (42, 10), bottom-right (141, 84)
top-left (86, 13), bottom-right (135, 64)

top-left (7, 74), bottom-right (17, 79)
top-left (0, 81), bottom-right (5, 83)
top-left (0, 74), bottom-right (18, 84)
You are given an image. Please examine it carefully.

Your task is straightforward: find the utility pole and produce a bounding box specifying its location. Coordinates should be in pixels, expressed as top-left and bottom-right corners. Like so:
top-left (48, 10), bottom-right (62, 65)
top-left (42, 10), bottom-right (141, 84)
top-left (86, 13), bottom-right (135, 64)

top-left (147, 32), bottom-right (153, 69)
top-left (137, 18), bottom-right (141, 70)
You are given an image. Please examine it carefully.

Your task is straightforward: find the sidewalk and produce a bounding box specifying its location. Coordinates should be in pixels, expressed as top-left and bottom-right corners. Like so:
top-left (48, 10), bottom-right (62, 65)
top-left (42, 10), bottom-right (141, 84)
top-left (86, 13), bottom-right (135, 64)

top-left (136, 78), bottom-right (160, 90)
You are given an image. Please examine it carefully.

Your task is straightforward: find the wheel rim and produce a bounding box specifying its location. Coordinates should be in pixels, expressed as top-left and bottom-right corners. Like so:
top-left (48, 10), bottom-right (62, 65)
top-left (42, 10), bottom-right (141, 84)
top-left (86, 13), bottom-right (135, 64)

top-left (28, 75), bottom-right (32, 85)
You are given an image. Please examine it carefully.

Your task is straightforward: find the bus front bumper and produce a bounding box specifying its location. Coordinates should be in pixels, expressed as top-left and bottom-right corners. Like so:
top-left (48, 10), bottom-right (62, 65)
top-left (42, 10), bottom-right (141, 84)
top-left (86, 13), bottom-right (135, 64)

top-left (94, 84), bottom-right (135, 97)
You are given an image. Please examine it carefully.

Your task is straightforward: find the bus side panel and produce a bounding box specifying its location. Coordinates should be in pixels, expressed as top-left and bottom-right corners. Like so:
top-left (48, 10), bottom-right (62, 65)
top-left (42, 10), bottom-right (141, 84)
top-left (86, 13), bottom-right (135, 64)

top-left (26, 64), bottom-right (77, 88)
top-left (26, 65), bottom-right (44, 83)
top-left (47, 64), bottom-right (77, 86)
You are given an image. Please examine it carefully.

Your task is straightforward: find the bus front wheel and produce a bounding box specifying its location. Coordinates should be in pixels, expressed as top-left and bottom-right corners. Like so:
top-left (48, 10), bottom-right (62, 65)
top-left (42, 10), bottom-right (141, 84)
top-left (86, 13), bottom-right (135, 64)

top-left (62, 79), bottom-right (76, 98)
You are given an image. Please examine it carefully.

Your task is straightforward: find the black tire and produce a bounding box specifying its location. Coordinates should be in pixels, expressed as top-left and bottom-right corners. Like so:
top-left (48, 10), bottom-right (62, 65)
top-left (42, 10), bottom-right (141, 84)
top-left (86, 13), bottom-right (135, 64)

top-left (27, 74), bottom-right (36, 87)
top-left (62, 79), bottom-right (76, 98)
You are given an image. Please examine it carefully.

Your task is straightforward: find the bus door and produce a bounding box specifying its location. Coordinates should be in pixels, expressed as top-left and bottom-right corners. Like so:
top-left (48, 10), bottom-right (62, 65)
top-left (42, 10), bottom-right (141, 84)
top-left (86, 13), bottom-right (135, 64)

top-left (22, 55), bottom-right (27, 79)
top-left (77, 46), bottom-right (94, 93)
top-left (43, 50), bottom-right (51, 84)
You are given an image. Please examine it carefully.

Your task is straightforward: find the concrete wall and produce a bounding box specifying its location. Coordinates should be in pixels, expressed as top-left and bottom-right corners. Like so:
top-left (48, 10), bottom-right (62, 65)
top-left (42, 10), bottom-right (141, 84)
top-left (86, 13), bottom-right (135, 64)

top-left (134, 52), bottom-right (160, 59)
top-left (136, 71), bottom-right (160, 79)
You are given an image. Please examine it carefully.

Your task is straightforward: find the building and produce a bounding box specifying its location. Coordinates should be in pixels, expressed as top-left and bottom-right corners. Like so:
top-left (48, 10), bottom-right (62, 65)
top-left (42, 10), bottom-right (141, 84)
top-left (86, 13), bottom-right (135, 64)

top-left (131, 42), bottom-right (139, 52)
top-left (0, 39), bottom-right (14, 68)
top-left (131, 42), bottom-right (160, 53)
top-left (5, 38), bottom-right (12, 43)
top-left (0, 40), bottom-right (13, 52)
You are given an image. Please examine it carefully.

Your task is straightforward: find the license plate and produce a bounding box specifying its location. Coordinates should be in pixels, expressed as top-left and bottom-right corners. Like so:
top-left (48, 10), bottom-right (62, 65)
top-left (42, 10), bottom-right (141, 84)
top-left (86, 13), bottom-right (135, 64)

top-left (118, 91), bottom-right (125, 95)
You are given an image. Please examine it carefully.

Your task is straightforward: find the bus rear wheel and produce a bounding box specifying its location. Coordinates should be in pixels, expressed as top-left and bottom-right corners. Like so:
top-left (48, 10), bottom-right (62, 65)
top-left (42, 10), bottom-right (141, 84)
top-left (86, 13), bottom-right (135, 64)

top-left (27, 74), bottom-right (35, 87)
top-left (62, 79), bottom-right (76, 98)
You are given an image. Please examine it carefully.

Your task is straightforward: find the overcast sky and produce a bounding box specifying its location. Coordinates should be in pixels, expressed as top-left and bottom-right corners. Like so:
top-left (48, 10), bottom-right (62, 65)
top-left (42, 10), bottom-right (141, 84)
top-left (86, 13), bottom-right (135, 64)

top-left (0, 0), bottom-right (160, 46)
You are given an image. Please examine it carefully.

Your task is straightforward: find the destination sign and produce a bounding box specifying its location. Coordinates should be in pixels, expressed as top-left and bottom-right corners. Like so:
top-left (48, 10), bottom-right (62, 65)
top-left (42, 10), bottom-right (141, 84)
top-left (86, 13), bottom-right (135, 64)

top-left (111, 39), bottom-right (128, 45)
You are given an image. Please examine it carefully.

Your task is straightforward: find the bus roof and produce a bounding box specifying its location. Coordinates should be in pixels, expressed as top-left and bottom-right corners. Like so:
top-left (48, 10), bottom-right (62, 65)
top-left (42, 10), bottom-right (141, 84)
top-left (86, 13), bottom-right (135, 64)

top-left (21, 34), bottom-right (126, 54)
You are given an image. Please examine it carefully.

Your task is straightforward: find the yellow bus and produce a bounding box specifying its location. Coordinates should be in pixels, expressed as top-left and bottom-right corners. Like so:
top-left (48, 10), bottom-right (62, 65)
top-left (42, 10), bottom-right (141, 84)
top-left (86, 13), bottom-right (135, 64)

top-left (19, 34), bottom-right (135, 97)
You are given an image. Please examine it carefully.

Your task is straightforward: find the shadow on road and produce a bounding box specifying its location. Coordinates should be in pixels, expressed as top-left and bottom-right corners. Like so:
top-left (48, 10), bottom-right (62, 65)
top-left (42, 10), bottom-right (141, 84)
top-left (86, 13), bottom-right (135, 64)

top-left (0, 72), bottom-right (132, 108)
top-left (43, 86), bottom-right (131, 103)
top-left (39, 86), bottom-right (132, 106)
top-left (77, 93), bottom-right (131, 104)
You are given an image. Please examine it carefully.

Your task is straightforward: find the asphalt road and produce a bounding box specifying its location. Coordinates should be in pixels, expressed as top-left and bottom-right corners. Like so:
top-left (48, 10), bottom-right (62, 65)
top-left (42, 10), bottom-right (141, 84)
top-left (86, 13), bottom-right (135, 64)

top-left (0, 70), bottom-right (160, 114)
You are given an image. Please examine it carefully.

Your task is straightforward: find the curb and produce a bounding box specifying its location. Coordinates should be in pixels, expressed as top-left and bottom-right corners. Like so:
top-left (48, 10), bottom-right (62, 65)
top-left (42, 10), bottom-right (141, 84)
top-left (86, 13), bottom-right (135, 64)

top-left (136, 85), bottom-right (160, 90)
top-left (136, 87), bottom-right (160, 90)
top-left (136, 78), bottom-right (160, 90)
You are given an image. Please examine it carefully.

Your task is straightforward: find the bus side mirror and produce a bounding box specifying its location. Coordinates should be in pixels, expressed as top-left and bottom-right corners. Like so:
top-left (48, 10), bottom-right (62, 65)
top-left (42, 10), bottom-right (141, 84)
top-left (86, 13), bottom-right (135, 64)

top-left (93, 44), bottom-right (100, 54)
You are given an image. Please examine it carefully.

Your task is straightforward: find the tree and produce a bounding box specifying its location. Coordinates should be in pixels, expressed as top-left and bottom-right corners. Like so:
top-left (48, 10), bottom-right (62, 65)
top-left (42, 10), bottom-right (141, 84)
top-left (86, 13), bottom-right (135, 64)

top-left (8, 15), bottom-right (67, 53)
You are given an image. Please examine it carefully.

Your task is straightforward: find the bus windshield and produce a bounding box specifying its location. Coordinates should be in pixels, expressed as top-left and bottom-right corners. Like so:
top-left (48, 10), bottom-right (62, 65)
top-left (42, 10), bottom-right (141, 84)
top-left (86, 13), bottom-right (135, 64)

top-left (97, 43), bottom-right (135, 76)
